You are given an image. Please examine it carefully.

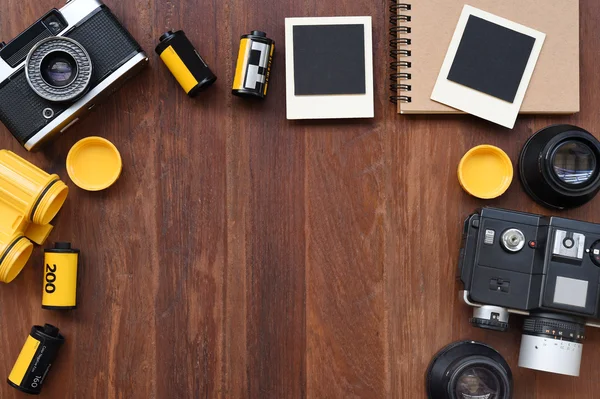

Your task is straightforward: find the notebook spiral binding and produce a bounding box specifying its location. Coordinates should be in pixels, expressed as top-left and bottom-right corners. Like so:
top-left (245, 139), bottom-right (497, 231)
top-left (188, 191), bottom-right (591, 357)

top-left (389, 1), bottom-right (412, 104)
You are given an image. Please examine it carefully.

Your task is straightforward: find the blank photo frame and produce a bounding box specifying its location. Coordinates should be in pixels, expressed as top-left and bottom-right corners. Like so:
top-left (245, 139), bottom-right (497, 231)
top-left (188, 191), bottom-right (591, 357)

top-left (285, 16), bottom-right (374, 120)
top-left (431, 5), bottom-right (545, 128)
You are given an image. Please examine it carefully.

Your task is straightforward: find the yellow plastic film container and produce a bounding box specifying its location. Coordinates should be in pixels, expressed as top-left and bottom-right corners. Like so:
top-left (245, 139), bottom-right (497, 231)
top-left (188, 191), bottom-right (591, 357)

top-left (0, 150), bottom-right (68, 225)
top-left (42, 242), bottom-right (80, 310)
top-left (0, 150), bottom-right (67, 283)
top-left (0, 203), bottom-right (32, 283)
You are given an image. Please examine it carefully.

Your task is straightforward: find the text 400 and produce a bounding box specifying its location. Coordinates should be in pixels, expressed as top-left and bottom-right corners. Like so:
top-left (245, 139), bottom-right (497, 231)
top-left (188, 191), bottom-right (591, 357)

top-left (45, 264), bottom-right (57, 293)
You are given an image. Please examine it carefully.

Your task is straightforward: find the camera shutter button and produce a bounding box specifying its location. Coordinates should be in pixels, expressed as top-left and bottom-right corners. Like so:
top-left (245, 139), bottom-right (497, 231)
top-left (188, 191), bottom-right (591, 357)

top-left (501, 228), bottom-right (525, 252)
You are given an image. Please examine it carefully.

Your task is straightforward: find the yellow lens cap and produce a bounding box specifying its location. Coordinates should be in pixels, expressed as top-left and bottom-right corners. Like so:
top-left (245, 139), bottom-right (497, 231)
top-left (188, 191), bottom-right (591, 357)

top-left (67, 137), bottom-right (122, 191)
top-left (458, 145), bottom-right (513, 199)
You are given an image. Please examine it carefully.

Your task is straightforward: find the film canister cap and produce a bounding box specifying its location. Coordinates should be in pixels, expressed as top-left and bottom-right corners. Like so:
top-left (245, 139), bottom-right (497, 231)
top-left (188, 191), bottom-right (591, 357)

top-left (67, 137), bottom-right (122, 191)
top-left (458, 145), bottom-right (513, 199)
top-left (158, 31), bottom-right (176, 43)
top-left (45, 242), bottom-right (79, 253)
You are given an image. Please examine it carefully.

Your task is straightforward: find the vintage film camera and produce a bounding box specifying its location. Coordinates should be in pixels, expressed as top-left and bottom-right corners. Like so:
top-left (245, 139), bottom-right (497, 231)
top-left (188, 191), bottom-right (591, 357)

top-left (459, 207), bottom-right (600, 377)
top-left (0, 0), bottom-right (148, 151)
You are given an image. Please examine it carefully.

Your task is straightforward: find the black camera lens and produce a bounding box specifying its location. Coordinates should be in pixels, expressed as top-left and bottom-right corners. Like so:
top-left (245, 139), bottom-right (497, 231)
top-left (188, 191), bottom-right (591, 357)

top-left (454, 365), bottom-right (501, 398)
top-left (40, 51), bottom-right (78, 88)
top-left (519, 124), bottom-right (600, 209)
top-left (551, 141), bottom-right (596, 186)
top-left (426, 341), bottom-right (512, 399)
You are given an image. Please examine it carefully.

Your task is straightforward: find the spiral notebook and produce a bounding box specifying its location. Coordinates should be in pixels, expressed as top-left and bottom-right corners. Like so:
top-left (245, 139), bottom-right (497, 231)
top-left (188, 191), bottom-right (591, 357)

top-left (390, 0), bottom-right (580, 114)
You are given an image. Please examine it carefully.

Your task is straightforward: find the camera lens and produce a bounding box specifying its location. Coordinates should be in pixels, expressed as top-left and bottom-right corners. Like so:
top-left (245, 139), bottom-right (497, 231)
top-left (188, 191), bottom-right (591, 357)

top-left (454, 366), bottom-right (501, 398)
top-left (426, 341), bottom-right (512, 399)
top-left (40, 51), bottom-right (77, 87)
top-left (551, 141), bottom-right (596, 186)
top-left (25, 37), bottom-right (92, 102)
top-left (519, 124), bottom-right (600, 209)
top-left (518, 313), bottom-right (585, 376)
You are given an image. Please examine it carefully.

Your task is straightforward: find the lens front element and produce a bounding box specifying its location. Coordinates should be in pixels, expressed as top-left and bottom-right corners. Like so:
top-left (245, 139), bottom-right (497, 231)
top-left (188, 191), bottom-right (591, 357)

top-left (551, 141), bottom-right (597, 186)
top-left (40, 51), bottom-right (78, 88)
top-left (455, 366), bottom-right (501, 399)
top-left (26, 37), bottom-right (92, 102)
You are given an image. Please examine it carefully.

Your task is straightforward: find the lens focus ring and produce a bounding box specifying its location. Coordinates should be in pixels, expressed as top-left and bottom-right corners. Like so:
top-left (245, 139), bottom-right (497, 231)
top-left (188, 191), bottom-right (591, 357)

top-left (522, 315), bottom-right (586, 342)
top-left (26, 37), bottom-right (92, 102)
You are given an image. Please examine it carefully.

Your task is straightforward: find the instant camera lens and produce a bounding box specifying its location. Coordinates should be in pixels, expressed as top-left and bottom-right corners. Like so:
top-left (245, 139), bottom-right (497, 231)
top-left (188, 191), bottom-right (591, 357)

top-left (26, 37), bottom-right (92, 102)
top-left (426, 341), bottom-right (512, 399)
top-left (519, 124), bottom-right (600, 209)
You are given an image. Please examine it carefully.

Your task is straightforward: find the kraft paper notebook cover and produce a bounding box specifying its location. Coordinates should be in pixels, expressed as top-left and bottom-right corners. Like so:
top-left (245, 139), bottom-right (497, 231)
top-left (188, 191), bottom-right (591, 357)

top-left (390, 0), bottom-right (580, 114)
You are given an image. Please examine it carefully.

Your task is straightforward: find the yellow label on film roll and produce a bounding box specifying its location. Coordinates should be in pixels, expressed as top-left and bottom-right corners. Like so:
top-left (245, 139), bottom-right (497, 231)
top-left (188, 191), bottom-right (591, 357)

top-left (42, 252), bottom-right (78, 308)
top-left (160, 45), bottom-right (199, 93)
top-left (8, 335), bottom-right (40, 386)
top-left (232, 38), bottom-right (250, 90)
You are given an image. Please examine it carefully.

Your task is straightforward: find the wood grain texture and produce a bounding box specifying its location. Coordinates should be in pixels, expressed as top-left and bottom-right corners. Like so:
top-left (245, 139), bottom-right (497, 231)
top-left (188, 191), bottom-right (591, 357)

top-left (0, 0), bottom-right (599, 398)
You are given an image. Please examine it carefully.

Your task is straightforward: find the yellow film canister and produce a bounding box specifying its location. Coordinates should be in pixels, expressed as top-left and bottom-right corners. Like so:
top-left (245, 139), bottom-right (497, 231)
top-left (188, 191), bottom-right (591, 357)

top-left (155, 30), bottom-right (217, 97)
top-left (7, 324), bottom-right (64, 395)
top-left (42, 242), bottom-right (80, 310)
top-left (458, 145), bottom-right (513, 199)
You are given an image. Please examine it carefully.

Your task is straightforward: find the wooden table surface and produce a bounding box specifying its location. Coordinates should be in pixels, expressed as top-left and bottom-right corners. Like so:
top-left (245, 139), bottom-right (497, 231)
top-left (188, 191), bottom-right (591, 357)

top-left (1, 0), bottom-right (599, 398)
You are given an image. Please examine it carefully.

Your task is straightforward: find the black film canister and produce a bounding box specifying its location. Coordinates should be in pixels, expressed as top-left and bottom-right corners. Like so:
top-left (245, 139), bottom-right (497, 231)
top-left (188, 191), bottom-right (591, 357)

top-left (7, 324), bottom-right (65, 395)
top-left (232, 31), bottom-right (275, 99)
top-left (519, 124), bottom-right (600, 210)
top-left (156, 30), bottom-right (217, 97)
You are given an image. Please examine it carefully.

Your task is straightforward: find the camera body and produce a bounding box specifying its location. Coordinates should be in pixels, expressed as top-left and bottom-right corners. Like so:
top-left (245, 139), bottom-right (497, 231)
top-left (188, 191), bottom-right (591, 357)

top-left (459, 207), bottom-right (600, 376)
top-left (0, 0), bottom-right (148, 151)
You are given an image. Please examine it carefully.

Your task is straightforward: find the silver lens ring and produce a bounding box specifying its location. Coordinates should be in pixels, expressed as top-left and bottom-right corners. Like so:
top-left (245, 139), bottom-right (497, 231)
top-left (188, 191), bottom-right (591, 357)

top-left (26, 36), bottom-right (92, 102)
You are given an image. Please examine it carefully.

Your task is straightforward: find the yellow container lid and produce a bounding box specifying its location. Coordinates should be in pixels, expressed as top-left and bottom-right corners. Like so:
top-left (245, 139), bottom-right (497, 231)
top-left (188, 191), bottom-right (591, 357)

top-left (67, 137), bottom-right (122, 191)
top-left (458, 145), bottom-right (513, 199)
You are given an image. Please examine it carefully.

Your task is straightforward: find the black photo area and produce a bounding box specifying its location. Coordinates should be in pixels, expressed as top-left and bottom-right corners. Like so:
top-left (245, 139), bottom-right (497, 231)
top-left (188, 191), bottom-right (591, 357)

top-left (447, 15), bottom-right (536, 103)
top-left (293, 24), bottom-right (366, 96)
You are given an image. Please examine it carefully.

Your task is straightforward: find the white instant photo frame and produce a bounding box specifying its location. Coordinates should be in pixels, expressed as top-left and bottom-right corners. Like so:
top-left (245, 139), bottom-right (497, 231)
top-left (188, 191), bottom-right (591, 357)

top-left (285, 16), bottom-right (374, 120)
top-left (431, 5), bottom-right (546, 128)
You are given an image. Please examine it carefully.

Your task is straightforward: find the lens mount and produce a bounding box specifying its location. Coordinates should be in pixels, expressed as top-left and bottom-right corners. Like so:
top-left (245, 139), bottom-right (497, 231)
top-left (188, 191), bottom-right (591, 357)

top-left (426, 341), bottom-right (512, 399)
top-left (25, 36), bottom-right (92, 102)
top-left (519, 124), bottom-right (600, 210)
